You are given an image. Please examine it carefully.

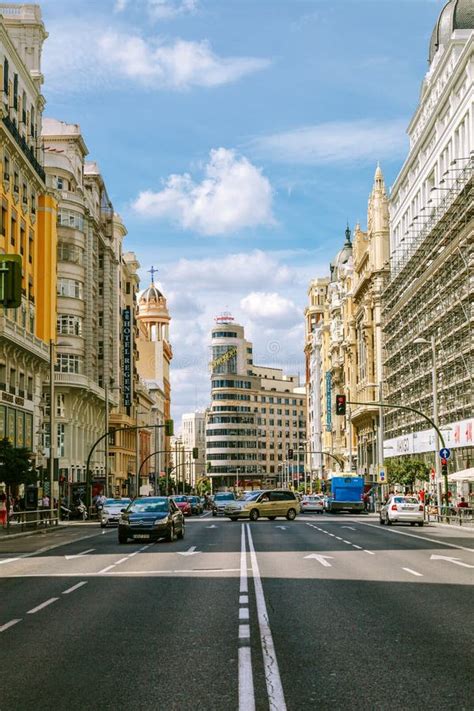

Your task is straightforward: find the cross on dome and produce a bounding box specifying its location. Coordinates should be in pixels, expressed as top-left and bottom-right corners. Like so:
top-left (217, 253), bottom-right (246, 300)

top-left (148, 266), bottom-right (158, 285)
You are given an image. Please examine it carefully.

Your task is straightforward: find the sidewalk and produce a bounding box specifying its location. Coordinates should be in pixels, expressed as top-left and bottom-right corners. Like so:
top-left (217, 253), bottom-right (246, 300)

top-left (0, 520), bottom-right (95, 541)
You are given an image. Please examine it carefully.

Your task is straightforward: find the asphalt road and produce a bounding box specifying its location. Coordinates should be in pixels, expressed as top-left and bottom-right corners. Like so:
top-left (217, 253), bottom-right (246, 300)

top-left (0, 513), bottom-right (473, 711)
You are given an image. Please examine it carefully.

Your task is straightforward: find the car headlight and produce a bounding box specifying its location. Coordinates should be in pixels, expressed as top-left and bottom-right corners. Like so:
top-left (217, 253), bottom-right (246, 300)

top-left (155, 517), bottom-right (168, 526)
top-left (103, 509), bottom-right (110, 515)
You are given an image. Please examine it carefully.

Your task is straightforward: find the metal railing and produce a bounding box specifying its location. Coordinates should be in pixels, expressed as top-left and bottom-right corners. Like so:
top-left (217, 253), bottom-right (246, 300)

top-left (426, 506), bottom-right (474, 527)
top-left (4, 509), bottom-right (59, 533)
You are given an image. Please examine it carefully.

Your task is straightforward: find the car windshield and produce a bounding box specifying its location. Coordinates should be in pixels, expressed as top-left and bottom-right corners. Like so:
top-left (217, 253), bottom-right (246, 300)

top-left (215, 493), bottom-right (235, 501)
top-left (127, 499), bottom-right (168, 513)
top-left (172, 496), bottom-right (187, 503)
top-left (105, 499), bottom-right (130, 506)
top-left (188, 497), bottom-right (198, 502)
top-left (394, 497), bottom-right (418, 504)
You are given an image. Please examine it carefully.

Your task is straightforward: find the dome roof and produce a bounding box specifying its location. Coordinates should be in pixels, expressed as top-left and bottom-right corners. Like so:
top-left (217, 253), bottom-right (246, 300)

top-left (429, 0), bottom-right (474, 64)
top-left (139, 283), bottom-right (164, 305)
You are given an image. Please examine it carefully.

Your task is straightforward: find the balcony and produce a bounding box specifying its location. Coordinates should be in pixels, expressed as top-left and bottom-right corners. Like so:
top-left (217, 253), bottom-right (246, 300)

top-left (0, 314), bottom-right (49, 362)
top-left (53, 372), bottom-right (105, 401)
top-left (2, 114), bottom-right (45, 182)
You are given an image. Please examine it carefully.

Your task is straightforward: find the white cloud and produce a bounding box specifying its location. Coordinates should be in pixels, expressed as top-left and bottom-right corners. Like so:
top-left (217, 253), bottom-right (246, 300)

top-left (147, 0), bottom-right (199, 20)
top-left (133, 148), bottom-right (275, 235)
top-left (43, 24), bottom-right (270, 93)
top-left (240, 292), bottom-right (301, 329)
top-left (251, 119), bottom-right (408, 165)
top-left (114, 0), bottom-right (198, 20)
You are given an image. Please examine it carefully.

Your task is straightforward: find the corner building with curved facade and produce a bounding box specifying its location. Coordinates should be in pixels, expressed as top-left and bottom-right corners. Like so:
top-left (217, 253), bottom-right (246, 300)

top-left (207, 318), bottom-right (306, 491)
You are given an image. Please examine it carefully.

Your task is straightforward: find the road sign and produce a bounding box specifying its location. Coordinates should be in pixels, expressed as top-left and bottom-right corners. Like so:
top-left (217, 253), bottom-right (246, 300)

top-left (439, 448), bottom-right (451, 460)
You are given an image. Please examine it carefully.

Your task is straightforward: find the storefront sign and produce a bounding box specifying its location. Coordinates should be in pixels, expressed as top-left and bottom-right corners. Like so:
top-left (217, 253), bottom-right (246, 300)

top-left (384, 417), bottom-right (474, 456)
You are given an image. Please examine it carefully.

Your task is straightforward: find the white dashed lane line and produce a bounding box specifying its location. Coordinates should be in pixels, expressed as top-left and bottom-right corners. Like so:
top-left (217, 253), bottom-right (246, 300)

top-left (306, 523), bottom-right (375, 556)
top-left (62, 581), bottom-right (88, 595)
top-left (0, 619), bottom-right (22, 633)
top-left (403, 568), bottom-right (423, 577)
top-left (27, 597), bottom-right (59, 615)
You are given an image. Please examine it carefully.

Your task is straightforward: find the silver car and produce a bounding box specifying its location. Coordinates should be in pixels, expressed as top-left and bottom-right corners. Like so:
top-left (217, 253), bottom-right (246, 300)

top-left (101, 498), bottom-right (131, 527)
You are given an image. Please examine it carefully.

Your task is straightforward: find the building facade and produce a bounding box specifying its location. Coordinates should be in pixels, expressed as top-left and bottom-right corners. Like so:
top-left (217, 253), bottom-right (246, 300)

top-left (0, 5), bottom-right (56, 478)
top-left (383, 1), bottom-right (473, 498)
top-left (207, 315), bottom-right (306, 491)
top-left (181, 411), bottom-right (205, 487)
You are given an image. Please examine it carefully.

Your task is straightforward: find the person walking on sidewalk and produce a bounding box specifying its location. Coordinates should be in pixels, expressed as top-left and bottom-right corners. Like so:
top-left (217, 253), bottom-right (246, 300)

top-left (0, 491), bottom-right (6, 529)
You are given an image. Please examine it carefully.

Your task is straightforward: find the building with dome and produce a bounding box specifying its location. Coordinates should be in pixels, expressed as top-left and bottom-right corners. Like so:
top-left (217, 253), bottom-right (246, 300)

top-left (136, 269), bottom-right (173, 481)
top-left (383, 0), bottom-right (473, 501)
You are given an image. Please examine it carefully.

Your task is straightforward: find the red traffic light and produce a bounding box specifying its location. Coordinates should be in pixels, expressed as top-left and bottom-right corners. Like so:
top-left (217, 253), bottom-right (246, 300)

top-left (336, 394), bottom-right (346, 416)
top-left (441, 458), bottom-right (447, 466)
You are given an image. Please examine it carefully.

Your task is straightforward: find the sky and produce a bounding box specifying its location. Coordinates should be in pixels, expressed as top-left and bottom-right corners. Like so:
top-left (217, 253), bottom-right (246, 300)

top-left (37, 0), bottom-right (446, 426)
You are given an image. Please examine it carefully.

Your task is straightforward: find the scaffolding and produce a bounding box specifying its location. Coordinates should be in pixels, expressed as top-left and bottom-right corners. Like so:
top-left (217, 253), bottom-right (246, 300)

top-left (383, 158), bottom-right (473, 464)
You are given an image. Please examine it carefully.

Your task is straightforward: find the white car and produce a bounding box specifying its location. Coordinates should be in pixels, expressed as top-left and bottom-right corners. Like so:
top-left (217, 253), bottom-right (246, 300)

top-left (100, 498), bottom-right (131, 527)
top-left (301, 495), bottom-right (325, 513)
top-left (379, 495), bottom-right (424, 526)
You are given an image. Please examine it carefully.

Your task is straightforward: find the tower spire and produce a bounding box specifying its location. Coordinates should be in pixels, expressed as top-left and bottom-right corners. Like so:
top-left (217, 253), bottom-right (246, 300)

top-left (148, 265), bottom-right (157, 285)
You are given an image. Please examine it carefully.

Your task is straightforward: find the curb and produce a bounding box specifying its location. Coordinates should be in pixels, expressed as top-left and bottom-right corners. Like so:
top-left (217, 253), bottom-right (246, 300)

top-left (0, 522), bottom-right (98, 541)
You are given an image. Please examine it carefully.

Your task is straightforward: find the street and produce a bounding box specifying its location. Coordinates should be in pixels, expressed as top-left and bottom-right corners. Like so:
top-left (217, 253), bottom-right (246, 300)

top-left (0, 515), bottom-right (473, 711)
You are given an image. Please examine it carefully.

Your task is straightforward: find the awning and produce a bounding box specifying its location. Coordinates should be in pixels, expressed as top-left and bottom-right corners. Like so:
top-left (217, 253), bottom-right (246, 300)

top-left (448, 468), bottom-right (474, 483)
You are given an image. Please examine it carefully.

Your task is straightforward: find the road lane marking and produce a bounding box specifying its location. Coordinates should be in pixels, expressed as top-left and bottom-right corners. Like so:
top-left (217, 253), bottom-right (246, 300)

top-left (352, 545), bottom-right (362, 550)
top-left (115, 557), bottom-right (129, 565)
top-left (239, 624), bottom-right (250, 639)
top-left (275, 526), bottom-right (287, 530)
top-left (0, 558), bottom-right (20, 565)
top-left (65, 548), bottom-right (95, 560)
top-left (240, 526), bottom-right (248, 594)
top-left (62, 581), bottom-right (88, 594)
top-left (27, 598), bottom-right (59, 614)
top-left (239, 607), bottom-right (249, 620)
top-left (239, 647), bottom-right (256, 711)
top-left (177, 546), bottom-right (199, 556)
top-left (430, 555), bottom-right (474, 569)
top-left (342, 540), bottom-right (352, 545)
top-left (246, 524), bottom-right (287, 711)
top-left (363, 550), bottom-right (375, 555)
top-left (0, 619), bottom-right (22, 632)
top-left (341, 526), bottom-right (356, 531)
top-left (239, 595), bottom-right (248, 604)
top-left (304, 554), bottom-right (333, 567)
top-left (403, 568), bottom-right (423, 577)
top-left (360, 522), bottom-right (474, 553)
top-left (98, 564), bottom-right (116, 574)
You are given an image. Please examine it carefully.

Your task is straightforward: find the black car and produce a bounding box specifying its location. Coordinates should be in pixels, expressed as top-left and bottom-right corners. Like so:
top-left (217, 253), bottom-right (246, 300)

top-left (187, 496), bottom-right (203, 515)
top-left (118, 497), bottom-right (185, 544)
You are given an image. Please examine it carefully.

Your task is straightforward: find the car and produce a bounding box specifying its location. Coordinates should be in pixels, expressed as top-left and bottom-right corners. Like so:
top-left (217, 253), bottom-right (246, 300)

top-left (100, 498), bottom-right (131, 527)
top-left (224, 489), bottom-right (300, 521)
top-left (301, 494), bottom-right (324, 513)
top-left (118, 497), bottom-right (184, 543)
top-left (379, 495), bottom-right (424, 526)
top-left (212, 492), bottom-right (236, 516)
top-left (187, 495), bottom-right (203, 515)
top-left (170, 495), bottom-right (192, 516)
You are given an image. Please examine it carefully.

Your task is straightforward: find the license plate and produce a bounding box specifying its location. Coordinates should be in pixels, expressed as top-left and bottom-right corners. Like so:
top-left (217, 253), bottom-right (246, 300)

top-left (133, 534), bottom-right (150, 540)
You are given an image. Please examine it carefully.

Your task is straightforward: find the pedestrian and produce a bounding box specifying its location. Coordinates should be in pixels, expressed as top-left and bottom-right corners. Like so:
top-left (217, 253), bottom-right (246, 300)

top-left (457, 497), bottom-right (468, 509)
top-left (0, 491), bottom-right (7, 529)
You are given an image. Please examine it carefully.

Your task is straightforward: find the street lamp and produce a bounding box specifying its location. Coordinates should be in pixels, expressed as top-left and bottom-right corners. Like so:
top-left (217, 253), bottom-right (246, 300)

top-left (413, 335), bottom-right (441, 509)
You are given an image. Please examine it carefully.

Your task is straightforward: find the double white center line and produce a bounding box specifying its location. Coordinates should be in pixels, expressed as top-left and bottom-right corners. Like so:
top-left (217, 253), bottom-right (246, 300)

top-left (238, 524), bottom-right (287, 711)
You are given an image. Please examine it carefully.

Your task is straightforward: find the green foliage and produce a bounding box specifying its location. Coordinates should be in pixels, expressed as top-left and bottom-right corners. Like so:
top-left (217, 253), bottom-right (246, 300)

top-left (0, 438), bottom-right (34, 490)
top-left (386, 459), bottom-right (430, 489)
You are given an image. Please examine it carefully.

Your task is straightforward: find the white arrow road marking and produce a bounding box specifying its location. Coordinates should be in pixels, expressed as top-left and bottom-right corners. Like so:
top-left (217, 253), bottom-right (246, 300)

top-left (430, 555), bottom-right (474, 569)
top-left (341, 526), bottom-right (356, 531)
top-left (276, 526), bottom-right (287, 530)
top-left (206, 525), bottom-right (218, 529)
top-left (304, 554), bottom-right (334, 567)
top-left (65, 548), bottom-right (95, 560)
top-left (177, 546), bottom-right (200, 556)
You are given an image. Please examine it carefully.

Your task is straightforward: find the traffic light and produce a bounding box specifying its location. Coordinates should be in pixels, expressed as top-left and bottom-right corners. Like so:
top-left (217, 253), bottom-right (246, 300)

top-left (0, 254), bottom-right (22, 308)
top-left (288, 448), bottom-right (294, 460)
top-left (164, 419), bottom-right (174, 436)
top-left (335, 394), bottom-right (346, 416)
top-left (441, 458), bottom-right (448, 477)
top-left (192, 447), bottom-right (198, 459)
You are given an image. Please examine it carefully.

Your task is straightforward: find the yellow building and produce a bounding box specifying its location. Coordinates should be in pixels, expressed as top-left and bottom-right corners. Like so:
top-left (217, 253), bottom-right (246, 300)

top-left (0, 5), bottom-right (56, 470)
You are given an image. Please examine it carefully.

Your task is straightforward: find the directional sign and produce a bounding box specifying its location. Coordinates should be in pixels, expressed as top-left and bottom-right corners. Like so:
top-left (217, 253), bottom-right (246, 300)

top-left (177, 546), bottom-right (200, 557)
top-left (439, 448), bottom-right (451, 460)
top-left (430, 554), bottom-right (474, 569)
top-left (304, 554), bottom-right (334, 567)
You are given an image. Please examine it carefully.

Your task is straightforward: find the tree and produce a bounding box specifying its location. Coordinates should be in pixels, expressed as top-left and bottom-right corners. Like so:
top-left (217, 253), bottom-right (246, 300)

top-left (386, 458), bottom-right (430, 489)
top-left (0, 438), bottom-right (34, 492)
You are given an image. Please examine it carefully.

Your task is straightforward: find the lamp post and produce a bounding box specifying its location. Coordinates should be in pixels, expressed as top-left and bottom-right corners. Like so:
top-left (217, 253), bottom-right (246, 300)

top-left (414, 335), bottom-right (441, 510)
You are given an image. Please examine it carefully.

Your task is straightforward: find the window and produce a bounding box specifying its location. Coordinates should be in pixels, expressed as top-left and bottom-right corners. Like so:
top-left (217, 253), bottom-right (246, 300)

top-left (20, 220), bottom-right (25, 255)
top-left (57, 315), bottom-right (83, 336)
top-left (57, 242), bottom-right (83, 265)
top-left (56, 393), bottom-right (65, 417)
top-left (3, 57), bottom-right (9, 94)
top-left (0, 198), bottom-right (6, 236)
top-left (57, 209), bottom-right (84, 231)
top-left (55, 354), bottom-right (83, 374)
top-left (212, 379), bottom-right (251, 389)
top-left (10, 210), bottom-right (16, 246)
top-left (57, 279), bottom-right (83, 299)
top-left (13, 73), bottom-right (18, 110)
top-left (57, 176), bottom-right (64, 190)
top-left (212, 331), bottom-right (237, 338)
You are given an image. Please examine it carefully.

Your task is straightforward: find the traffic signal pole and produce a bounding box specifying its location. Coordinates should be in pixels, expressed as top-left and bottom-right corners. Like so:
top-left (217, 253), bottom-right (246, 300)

top-left (346, 399), bottom-right (449, 506)
top-left (86, 421), bottom-right (173, 509)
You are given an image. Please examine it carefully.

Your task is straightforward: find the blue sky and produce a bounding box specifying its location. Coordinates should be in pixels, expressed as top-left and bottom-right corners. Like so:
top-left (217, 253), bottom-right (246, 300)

top-left (39, 0), bottom-right (446, 422)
